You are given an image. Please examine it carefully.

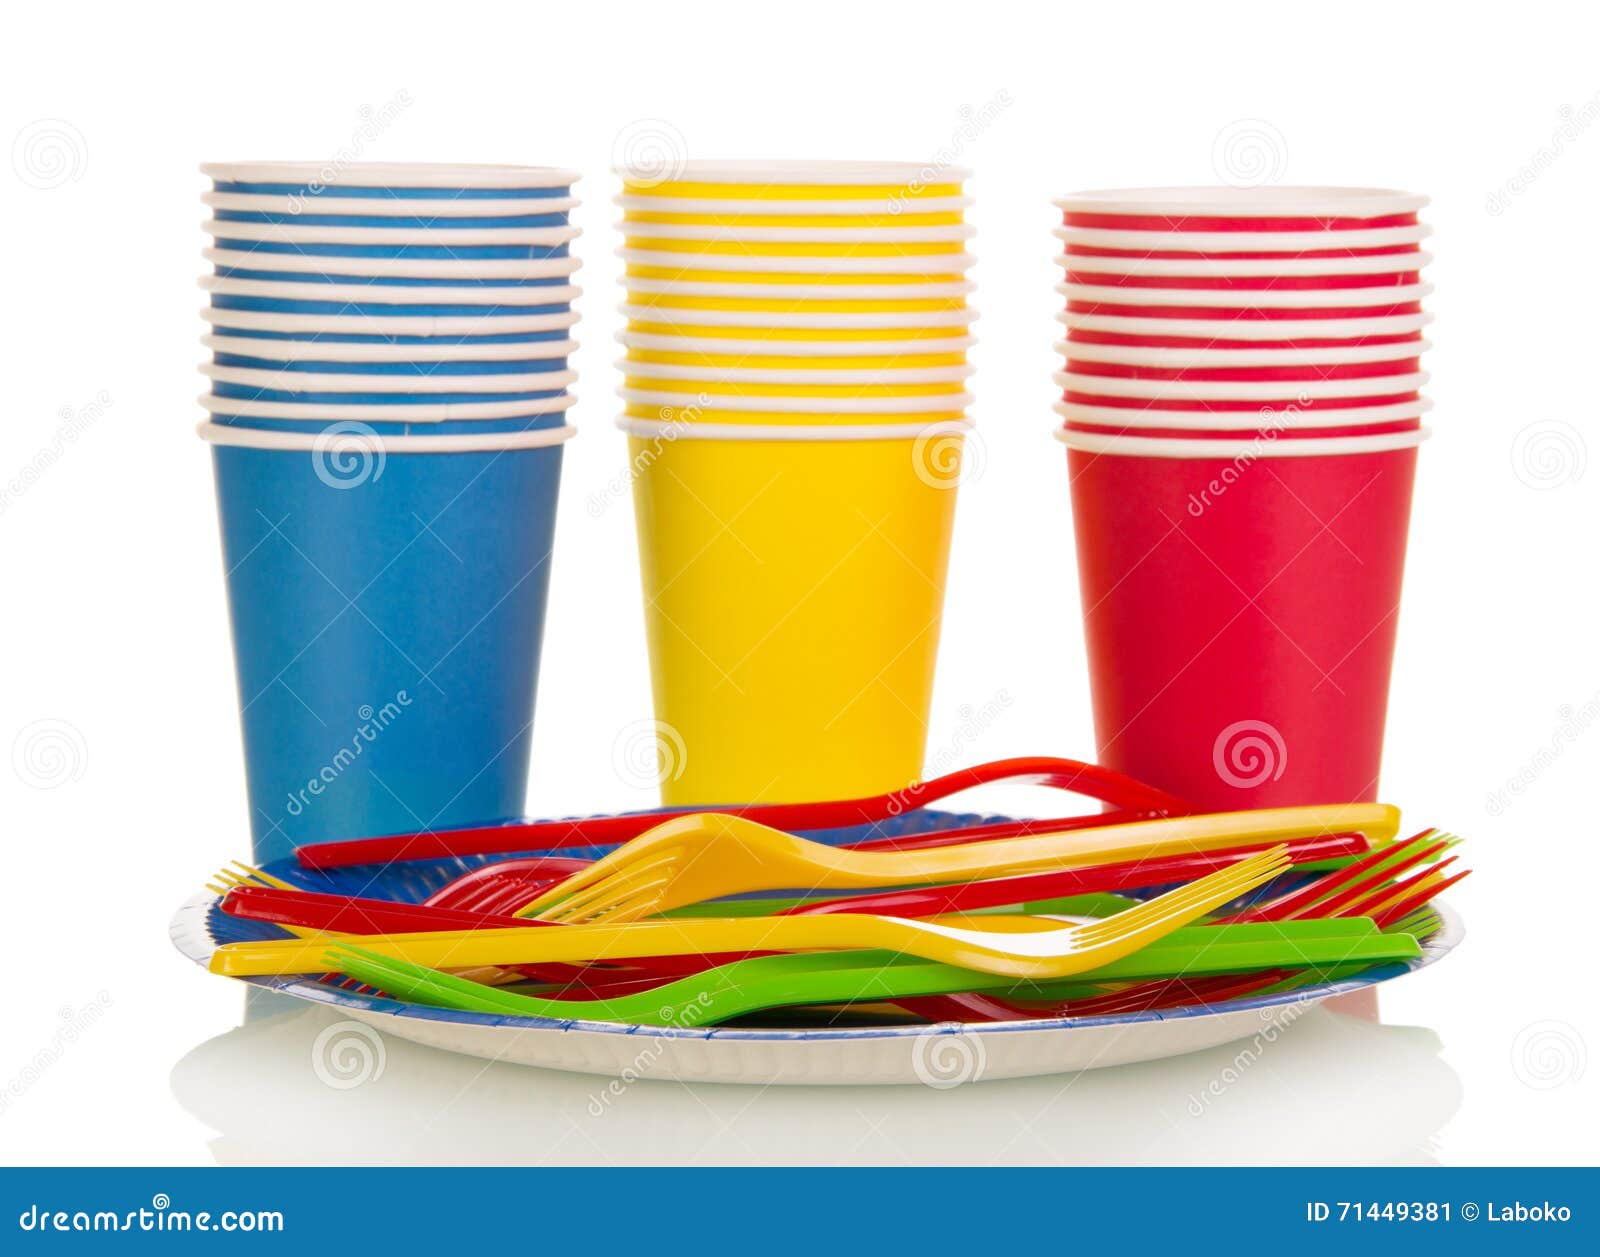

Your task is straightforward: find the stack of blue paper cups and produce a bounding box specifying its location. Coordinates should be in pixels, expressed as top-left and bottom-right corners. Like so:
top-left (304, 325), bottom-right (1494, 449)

top-left (198, 161), bottom-right (581, 863)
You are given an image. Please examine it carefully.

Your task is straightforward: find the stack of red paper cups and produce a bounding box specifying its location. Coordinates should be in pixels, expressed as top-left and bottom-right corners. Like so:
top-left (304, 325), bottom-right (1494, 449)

top-left (1051, 186), bottom-right (1432, 811)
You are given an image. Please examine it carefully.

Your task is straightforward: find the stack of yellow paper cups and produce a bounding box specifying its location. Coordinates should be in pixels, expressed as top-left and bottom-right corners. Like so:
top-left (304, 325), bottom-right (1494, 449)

top-left (615, 160), bottom-right (975, 805)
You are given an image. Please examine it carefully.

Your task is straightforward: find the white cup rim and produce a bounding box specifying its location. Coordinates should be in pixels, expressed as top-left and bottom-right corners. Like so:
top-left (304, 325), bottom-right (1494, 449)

top-left (205, 247), bottom-right (582, 281)
top-left (1056, 281), bottom-right (1432, 310)
top-left (1056, 310), bottom-right (1433, 340)
top-left (618, 359), bottom-right (973, 385)
top-left (202, 307), bottom-right (581, 335)
top-left (616, 160), bottom-right (971, 184)
top-left (202, 219), bottom-right (582, 246)
top-left (203, 191), bottom-right (581, 216)
top-left (199, 420), bottom-right (578, 453)
top-left (615, 330), bottom-right (977, 357)
top-left (1055, 337), bottom-right (1429, 367)
top-left (201, 363), bottom-right (579, 395)
top-left (199, 391), bottom-right (576, 422)
top-left (617, 415), bottom-right (974, 442)
top-left (618, 248), bottom-right (974, 275)
top-left (1053, 186), bottom-right (1428, 217)
top-left (1052, 397), bottom-right (1433, 431)
top-left (1053, 369), bottom-right (1428, 401)
top-left (621, 277), bottom-right (974, 300)
top-left (615, 193), bottom-right (972, 216)
top-left (620, 222), bottom-right (975, 243)
top-left (203, 161), bottom-right (580, 188)
top-left (1053, 424), bottom-right (1431, 457)
top-left (1052, 250), bottom-right (1433, 278)
top-left (1054, 224), bottom-right (1432, 253)
top-left (204, 333), bottom-right (577, 363)
top-left (617, 387), bottom-right (973, 415)
top-left (620, 304), bottom-right (976, 330)
top-left (200, 275), bottom-right (581, 306)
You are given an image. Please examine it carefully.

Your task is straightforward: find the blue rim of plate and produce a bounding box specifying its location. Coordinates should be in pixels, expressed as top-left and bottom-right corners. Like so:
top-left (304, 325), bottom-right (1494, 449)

top-left (170, 808), bottom-right (1463, 1043)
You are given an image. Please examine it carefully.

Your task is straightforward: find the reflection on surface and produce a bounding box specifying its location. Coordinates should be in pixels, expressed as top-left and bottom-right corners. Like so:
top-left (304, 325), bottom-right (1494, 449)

top-left (172, 989), bottom-right (1461, 1166)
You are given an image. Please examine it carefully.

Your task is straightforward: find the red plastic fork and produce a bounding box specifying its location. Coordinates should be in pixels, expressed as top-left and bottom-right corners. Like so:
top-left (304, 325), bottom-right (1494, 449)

top-left (293, 757), bottom-right (1190, 869)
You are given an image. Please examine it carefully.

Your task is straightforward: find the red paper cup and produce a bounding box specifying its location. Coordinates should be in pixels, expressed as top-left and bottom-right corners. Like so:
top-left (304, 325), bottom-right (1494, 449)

top-left (1057, 367), bottom-right (1427, 395)
top-left (1058, 425), bottom-right (1426, 809)
top-left (1055, 225), bottom-right (1431, 261)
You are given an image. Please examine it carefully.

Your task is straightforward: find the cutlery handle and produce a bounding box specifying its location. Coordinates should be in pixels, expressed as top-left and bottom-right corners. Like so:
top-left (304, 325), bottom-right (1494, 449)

top-left (846, 804), bottom-right (1401, 883)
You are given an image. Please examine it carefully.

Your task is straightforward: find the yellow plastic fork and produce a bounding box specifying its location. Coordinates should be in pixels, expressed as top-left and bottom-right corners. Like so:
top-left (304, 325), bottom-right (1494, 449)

top-left (517, 803), bottom-right (1398, 925)
top-left (204, 860), bottom-right (296, 898)
top-left (209, 846), bottom-right (1289, 981)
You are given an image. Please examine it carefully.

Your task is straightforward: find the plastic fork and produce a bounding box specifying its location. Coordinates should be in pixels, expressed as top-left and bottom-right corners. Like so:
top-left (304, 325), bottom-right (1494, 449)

top-left (210, 845), bottom-right (1292, 980)
top-left (292, 756), bottom-right (1190, 869)
top-left (318, 915), bottom-right (1420, 1028)
top-left (518, 804), bottom-right (1399, 925)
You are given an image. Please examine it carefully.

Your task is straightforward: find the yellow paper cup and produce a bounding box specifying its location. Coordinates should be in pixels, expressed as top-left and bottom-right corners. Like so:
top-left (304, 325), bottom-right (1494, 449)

top-left (623, 416), bottom-right (968, 803)
top-left (616, 360), bottom-right (973, 387)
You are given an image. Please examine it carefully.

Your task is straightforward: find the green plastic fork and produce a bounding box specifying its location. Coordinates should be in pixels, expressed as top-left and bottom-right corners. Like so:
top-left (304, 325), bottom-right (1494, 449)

top-left (323, 917), bottom-right (1420, 1028)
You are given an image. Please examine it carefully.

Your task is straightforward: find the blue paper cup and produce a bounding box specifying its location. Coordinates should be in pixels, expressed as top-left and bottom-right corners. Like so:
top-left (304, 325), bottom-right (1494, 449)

top-left (204, 407), bottom-right (574, 437)
top-left (201, 420), bottom-right (574, 863)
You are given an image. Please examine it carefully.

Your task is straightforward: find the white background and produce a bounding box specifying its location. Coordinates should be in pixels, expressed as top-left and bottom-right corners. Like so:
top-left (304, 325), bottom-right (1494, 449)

top-left (2, 0), bottom-right (1597, 1166)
